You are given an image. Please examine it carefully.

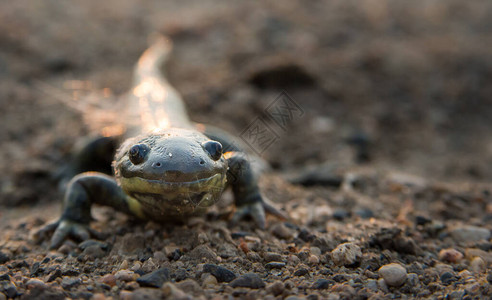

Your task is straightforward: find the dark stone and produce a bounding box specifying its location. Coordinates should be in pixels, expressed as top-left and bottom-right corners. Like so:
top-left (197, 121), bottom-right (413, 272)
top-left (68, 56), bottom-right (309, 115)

top-left (0, 280), bottom-right (17, 298)
top-left (487, 273), bottom-right (492, 284)
top-left (415, 215), bottom-right (432, 226)
top-left (137, 267), bottom-right (170, 288)
top-left (70, 291), bottom-right (93, 300)
top-left (289, 166), bottom-right (343, 188)
top-left (319, 269), bottom-right (333, 276)
top-left (0, 252), bottom-right (9, 264)
top-left (354, 208), bottom-right (374, 219)
top-left (231, 232), bottom-right (249, 239)
top-left (62, 269), bottom-right (80, 277)
top-left (41, 257), bottom-right (51, 264)
top-left (440, 272), bottom-right (457, 285)
top-left (134, 269), bottom-right (146, 276)
top-left (311, 279), bottom-right (333, 289)
top-left (203, 264), bottom-right (236, 283)
top-left (47, 269), bottom-right (62, 282)
top-left (30, 262), bottom-right (41, 276)
top-left (333, 274), bottom-right (348, 282)
top-left (265, 262), bottom-right (286, 269)
top-left (169, 249), bottom-right (182, 261)
top-left (0, 274), bottom-right (10, 281)
top-left (229, 273), bottom-right (265, 289)
top-left (45, 56), bottom-right (73, 73)
top-left (12, 260), bottom-right (29, 269)
top-left (346, 131), bottom-right (371, 163)
top-left (264, 252), bottom-right (283, 262)
top-left (174, 268), bottom-right (189, 282)
top-left (307, 294), bottom-right (319, 300)
top-left (298, 229), bottom-right (315, 242)
top-left (248, 63), bottom-right (316, 89)
top-left (61, 277), bottom-right (81, 290)
top-left (369, 227), bottom-right (420, 255)
top-left (23, 288), bottom-right (65, 300)
top-left (333, 209), bottom-right (350, 221)
top-left (138, 251), bottom-right (152, 262)
top-left (293, 268), bottom-right (309, 276)
top-left (311, 237), bottom-right (333, 254)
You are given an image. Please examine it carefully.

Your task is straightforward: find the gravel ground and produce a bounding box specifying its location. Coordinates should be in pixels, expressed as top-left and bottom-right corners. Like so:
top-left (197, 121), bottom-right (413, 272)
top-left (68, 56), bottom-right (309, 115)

top-left (1, 1), bottom-right (491, 299)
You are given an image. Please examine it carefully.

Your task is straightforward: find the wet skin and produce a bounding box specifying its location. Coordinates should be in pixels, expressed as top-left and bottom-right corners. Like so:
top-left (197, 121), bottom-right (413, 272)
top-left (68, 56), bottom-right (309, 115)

top-left (39, 37), bottom-right (286, 248)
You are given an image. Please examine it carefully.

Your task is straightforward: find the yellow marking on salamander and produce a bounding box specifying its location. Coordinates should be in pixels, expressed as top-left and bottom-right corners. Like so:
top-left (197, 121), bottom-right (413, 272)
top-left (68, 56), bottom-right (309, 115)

top-left (126, 195), bottom-right (145, 218)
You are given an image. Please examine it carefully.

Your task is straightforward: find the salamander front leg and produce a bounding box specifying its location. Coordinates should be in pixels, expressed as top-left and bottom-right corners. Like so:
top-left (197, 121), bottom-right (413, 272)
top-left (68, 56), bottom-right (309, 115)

top-left (225, 152), bottom-right (287, 229)
top-left (37, 172), bottom-right (143, 249)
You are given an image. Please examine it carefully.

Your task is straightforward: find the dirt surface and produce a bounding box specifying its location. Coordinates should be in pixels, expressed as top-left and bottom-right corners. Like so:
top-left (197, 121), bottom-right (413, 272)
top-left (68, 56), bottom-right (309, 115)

top-left (1, 1), bottom-right (492, 299)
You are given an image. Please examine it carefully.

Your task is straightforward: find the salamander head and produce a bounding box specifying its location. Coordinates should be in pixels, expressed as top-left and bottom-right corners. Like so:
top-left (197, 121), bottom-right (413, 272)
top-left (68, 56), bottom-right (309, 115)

top-left (114, 128), bottom-right (227, 213)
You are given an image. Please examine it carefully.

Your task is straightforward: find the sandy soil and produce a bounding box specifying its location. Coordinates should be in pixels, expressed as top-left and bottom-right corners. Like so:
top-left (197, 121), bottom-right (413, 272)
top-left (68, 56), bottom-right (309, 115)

top-left (1, 1), bottom-right (491, 299)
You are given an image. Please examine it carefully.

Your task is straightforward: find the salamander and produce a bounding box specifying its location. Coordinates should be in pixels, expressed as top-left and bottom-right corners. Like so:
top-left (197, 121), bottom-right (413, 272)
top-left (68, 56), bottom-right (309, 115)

top-left (40, 36), bottom-right (286, 248)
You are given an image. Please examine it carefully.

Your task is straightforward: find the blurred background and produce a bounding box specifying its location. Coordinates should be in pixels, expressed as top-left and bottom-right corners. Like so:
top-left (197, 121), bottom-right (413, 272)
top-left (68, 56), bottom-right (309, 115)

top-left (0, 0), bottom-right (491, 206)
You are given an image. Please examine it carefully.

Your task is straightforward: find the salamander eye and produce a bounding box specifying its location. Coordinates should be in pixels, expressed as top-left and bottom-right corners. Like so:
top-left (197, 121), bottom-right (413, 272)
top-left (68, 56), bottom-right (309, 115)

top-left (129, 144), bottom-right (150, 165)
top-left (202, 140), bottom-right (222, 161)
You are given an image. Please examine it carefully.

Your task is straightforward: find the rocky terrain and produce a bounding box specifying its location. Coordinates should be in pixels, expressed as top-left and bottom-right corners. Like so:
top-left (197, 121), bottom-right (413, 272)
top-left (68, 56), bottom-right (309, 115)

top-left (1, 1), bottom-right (491, 299)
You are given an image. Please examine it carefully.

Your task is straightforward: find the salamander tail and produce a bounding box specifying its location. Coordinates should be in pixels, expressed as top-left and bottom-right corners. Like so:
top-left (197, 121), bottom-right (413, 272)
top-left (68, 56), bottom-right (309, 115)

top-left (134, 33), bottom-right (173, 81)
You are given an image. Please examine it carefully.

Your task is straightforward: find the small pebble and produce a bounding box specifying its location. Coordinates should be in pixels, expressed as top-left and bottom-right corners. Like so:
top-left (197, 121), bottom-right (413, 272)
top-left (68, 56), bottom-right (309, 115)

top-left (265, 262), bottom-right (286, 269)
top-left (264, 252), bottom-right (283, 262)
top-left (100, 274), bottom-right (116, 287)
top-left (119, 260), bottom-right (129, 270)
top-left (202, 274), bottom-right (218, 287)
top-left (331, 243), bottom-right (362, 266)
top-left (440, 271), bottom-right (457, 285)
top-left (310, 247), bottom-right (321, 256)
top-left (246, 251), bottom-right (261, 261)
top-left (465, 248), bottom-right (492, 263)
top-left (311, 279), bottom-right (331, 289)
top-left (267, 281), bottom-right (284, 296)
top-left (293, 268), bottom-right (309, 276)
top-left (465, 282), bottom-right (481, 295)
top-left (175, 279), bottom-right (204, 297)
top-left (354, 207), bottom-right (374, 219)
top-left (406, 273), bottom-right (419, 287)
top-left (308, 255), bottom-right (319, 264)
top-left (229, 273), bottom-right (265, 289)
top-left (115, 270), bottom-right (137, 282)
top-left (287, 255), bottom-right (300, 266)
top-left (438, 248), bottom-right (463, 263)
top-left (61, 277), bottom-right (81, 290)
top-left (91, 293), bottom-right (106, 300)
top-left (366, 279), bottom-right (378, 292)
top-left (415, 215), bottom-right (432, 226)
top-left (130, 261), bottom-right (141, 272)
top-left (378, 263), bottom-right (407, 287)
top-left (470, 257), bottom-right (486, 273)
top-left (58, 242), bottom-right (75, 255)
top-left (137, 267), bottom-right (170, 288)
top-left (162, 282), bottom-right (188, 299)
top-left (271, 223), bottom-right (294, 240)
top-left (141, 258), bottom-right (156, 273)
top-left (186, 245), bottom-right (217, 262)
top-left (203, 264), bottom-right (236, 283)
top-left (486, 273), bottom-right (492, 284)
top-left (377, 278), bottom-right (389, 293)
top-left (26, 278), bottom-right (47, 290)
top-left (333, 208), bottom-right (350, 220)
top-left (0, 252), bottom-right (9, 264)
top-left (450, 226), bottom-right (491, 243)
top-left (153, 251), bottom-right (167, 262)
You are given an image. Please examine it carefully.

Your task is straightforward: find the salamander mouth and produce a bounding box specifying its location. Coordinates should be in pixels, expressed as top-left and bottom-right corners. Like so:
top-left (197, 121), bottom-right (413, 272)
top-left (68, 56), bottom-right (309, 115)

top-left (120, 172), bottom-right (227, 209)
top-left (119, 172), bottom-right (226, 195)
